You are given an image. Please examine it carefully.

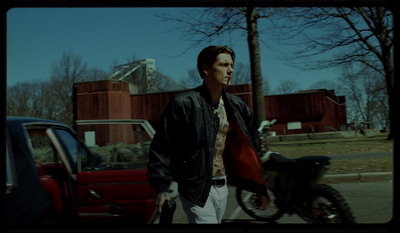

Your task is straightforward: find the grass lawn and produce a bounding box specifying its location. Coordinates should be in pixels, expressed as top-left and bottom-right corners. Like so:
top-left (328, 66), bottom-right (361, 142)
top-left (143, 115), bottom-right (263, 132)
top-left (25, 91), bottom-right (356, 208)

top-left (328, 158), bottom-right (393, 174)
top-left (268, 133), bottom-right (393, 174)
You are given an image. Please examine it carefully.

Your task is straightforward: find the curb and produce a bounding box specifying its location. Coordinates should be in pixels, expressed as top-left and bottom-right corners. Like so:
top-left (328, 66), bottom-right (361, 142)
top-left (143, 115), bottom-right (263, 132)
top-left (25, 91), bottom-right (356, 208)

top-left (321, 172), bottom-right (393, 183)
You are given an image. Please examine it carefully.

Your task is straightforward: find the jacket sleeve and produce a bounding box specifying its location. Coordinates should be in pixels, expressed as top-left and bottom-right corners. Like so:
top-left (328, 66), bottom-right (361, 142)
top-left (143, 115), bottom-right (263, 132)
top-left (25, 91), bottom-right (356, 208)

top-left (240, 102), bottom-right (261, 154)
top-left (147, 96), bottom-right (182, 195)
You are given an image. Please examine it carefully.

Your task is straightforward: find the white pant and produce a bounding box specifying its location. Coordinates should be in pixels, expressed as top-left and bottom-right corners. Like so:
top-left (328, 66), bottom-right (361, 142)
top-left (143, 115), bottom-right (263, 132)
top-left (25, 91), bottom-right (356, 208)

top-left (179, 176), bottom-right (229, 224)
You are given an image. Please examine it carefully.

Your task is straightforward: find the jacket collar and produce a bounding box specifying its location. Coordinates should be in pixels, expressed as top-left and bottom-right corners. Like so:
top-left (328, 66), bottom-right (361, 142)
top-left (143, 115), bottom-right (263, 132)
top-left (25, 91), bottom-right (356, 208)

top-left (197, 82), bottom-right (229, 109)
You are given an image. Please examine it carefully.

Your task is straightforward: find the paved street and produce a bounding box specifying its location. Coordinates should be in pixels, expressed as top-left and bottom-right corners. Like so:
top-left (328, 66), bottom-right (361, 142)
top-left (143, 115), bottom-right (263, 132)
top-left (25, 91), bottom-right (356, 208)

top-left (172, 180), bottom-right (393, 224)
top-left (291, 151), bottom-right (393, 160)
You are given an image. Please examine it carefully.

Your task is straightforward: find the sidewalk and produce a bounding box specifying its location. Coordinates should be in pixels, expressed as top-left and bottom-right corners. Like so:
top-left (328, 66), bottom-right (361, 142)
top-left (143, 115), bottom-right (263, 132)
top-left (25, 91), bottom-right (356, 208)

top-left (322, 171), bottom-right (393, 183)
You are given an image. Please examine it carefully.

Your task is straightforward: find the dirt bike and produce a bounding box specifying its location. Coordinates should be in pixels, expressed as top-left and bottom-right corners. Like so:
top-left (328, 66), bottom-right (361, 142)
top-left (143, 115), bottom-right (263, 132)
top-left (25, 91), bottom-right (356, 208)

top-left (236, 120), bottom-right (355, 223)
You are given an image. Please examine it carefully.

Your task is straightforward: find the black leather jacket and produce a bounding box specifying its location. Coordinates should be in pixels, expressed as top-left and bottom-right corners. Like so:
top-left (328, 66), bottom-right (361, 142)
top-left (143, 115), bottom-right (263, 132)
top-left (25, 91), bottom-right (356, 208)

top-left (147, 83), bottom-right (268, 207)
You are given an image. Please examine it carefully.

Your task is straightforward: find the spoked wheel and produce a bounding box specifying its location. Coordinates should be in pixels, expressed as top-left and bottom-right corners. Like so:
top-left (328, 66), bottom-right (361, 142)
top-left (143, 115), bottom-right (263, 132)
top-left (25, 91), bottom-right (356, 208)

top-left (302, 184), bottom-right (356, 224)
top-left (236, 187), bottom-right (283, 222)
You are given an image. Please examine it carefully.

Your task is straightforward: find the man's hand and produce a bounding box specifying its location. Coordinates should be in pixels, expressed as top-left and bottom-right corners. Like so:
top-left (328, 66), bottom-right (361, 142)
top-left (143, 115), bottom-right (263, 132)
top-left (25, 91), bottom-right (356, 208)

top-left (156, 192), bottom-right (171, 214)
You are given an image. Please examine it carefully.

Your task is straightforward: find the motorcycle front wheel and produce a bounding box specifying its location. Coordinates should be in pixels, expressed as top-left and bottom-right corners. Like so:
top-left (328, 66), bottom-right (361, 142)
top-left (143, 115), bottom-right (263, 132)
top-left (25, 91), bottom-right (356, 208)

top-left (301, 184), bottom-right (356, 224)
top-left (236, 187), bottom-right (283, 222)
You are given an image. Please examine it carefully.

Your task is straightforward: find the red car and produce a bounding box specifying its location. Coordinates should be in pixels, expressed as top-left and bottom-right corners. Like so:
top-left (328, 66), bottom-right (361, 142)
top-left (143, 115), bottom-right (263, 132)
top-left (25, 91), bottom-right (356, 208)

top-left (6, 117), bottom-right (171, 224)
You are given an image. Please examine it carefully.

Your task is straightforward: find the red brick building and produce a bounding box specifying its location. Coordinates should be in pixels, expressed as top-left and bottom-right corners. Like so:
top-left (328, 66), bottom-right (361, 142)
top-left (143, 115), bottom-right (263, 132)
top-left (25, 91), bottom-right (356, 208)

top-left (74, 80), bottom-right (346, 136)
top-left (264, 90), bottom-right (346, 135)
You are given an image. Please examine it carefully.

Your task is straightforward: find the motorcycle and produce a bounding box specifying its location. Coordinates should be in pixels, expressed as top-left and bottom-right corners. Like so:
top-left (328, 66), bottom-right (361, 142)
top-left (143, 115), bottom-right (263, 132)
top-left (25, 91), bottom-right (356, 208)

top-left (236, 120), bottom-right (355, 223)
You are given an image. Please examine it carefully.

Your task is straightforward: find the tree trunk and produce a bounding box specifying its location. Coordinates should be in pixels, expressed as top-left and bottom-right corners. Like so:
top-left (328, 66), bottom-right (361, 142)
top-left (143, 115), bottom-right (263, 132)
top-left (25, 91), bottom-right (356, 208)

top-left (387, 11), bottom-right (395, 140)
top-left (246, 6), bottom-right (266, 127)
top-left (382, 51), bottom-right (395, 140)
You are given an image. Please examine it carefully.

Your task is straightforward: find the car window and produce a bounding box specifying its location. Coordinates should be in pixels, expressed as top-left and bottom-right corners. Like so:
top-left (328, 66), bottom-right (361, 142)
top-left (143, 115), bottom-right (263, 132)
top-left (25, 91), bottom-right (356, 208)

top-left (6, 127), bottom-right (17, 193)
top-left (27, 128), bottom-right (62, 164)
top-left (51, 127), bottom-right (90, 171)
top-left (77, 123), bottom-right (151, 171)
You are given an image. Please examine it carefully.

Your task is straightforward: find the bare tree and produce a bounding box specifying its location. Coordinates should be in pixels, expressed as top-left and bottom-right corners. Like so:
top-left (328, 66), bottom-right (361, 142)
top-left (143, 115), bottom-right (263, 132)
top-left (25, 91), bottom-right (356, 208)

top-left (29, 80), bottom-right (57, 119)
top-left (155, 70), bottom-right (187, 92)
top-left (179, 68), bottom-right (203, 89)
top-left (309, 80), bottom-right (343, 94)
top-left (6, 82), bottom-right (34, 117)
top-left (47, 51), bottom-right (89, 125)
top-left (262, 78), bottom-right (271, 96)
top-left (180, 62), bottom-right (271, 96)
top-left (86, 67), bottom-right (110, 82)
top-left (339, 63), bottom-right (389, 131)
top-left (227, 61), bottom-right (271, 95)
top-left (230, 62), bottom-right (251, 85)
top-left (274, 79), bottom-right (299, 94)
top-left (308, 68), bottom-right (389, 131)
top-left (7, 51), bottom-right (108, 125)
top-left (246, 6), bottom-right (268, 126)
top-left (180, 62), bottom-right (252, 88)
top-left (271, 7), bottom-right (394, 138)
top-left (157, 7), bottom-right (277, 126)
top-left (48, 51), bottom-right (107, 125)
top-left (6, 80), bottom-right (59, 120)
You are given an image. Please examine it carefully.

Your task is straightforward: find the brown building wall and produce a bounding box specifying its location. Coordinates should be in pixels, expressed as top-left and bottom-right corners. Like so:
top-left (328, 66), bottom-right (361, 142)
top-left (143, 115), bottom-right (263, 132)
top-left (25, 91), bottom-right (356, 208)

top-left (130, 91), bottom-right (182, 126)
top-left (265, 91), bottom-right (346, 135)
top-left (130, 84), bottom-right (254, 127)
top-left (74, 80), bottom-right (346, 138)
top-left (75, 80), bottom-right (133, 146)
top-left (75, 80), bottom-right (131, 120)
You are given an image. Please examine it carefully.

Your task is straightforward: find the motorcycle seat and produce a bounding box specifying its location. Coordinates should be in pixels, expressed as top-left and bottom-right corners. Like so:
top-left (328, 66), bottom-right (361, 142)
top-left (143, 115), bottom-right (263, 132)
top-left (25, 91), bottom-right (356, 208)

top-left (269, 153), bottom-right (294, 164)
top-left (262, 152), bottom-right (298, 172)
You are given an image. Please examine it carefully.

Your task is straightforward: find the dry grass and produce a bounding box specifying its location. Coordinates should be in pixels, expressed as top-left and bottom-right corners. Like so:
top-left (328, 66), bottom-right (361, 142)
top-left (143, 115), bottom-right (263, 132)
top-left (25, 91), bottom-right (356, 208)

top-left (268, 133), bottom-right (393, 174)
top-left (328, 158), bottom-right (393, 174)
top-left (269, 133), bottom-right (393, 157)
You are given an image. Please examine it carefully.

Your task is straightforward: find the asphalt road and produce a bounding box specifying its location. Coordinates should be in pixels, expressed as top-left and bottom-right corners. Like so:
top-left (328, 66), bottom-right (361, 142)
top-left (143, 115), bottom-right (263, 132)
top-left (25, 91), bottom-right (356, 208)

top-left (172, 180), bottom-right (393, 224)
top-left (292, 151), bottom-right (393, 160)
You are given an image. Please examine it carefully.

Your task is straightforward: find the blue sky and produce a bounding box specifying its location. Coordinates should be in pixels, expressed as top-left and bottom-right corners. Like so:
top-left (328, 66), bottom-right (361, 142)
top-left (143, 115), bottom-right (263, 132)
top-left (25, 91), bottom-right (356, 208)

top-left (7, 7), bottom-right (339, 91)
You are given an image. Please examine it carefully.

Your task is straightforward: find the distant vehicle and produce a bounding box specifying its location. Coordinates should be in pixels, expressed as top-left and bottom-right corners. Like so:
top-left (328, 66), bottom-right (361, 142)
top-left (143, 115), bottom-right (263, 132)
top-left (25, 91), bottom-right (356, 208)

top-left (6, 117), bottom-right (172, 224)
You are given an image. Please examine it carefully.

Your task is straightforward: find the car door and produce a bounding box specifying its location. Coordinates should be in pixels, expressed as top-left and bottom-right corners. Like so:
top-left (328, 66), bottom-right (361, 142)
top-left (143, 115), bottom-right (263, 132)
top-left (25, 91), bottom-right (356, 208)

top-left (71, 120), bottom-right (157, 223)
top-left (6, 125), bottom-right (17, 194)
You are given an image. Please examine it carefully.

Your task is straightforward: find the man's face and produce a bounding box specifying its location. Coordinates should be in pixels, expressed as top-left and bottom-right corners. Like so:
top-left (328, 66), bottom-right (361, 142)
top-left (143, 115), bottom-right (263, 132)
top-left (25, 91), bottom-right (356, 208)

top-left (204, 53), bottom-right (234, 87)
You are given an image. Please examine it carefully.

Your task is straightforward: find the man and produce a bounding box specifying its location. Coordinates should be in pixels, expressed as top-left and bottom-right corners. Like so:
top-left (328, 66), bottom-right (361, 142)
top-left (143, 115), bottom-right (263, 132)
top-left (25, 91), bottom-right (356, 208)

top-left (147, 45), bottom-right (269, 224)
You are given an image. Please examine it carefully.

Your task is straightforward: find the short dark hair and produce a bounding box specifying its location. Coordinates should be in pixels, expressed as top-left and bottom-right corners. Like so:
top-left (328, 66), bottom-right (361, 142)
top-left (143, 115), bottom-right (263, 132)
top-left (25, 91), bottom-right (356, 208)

top-left (197, 45), bottom-right (235, 79)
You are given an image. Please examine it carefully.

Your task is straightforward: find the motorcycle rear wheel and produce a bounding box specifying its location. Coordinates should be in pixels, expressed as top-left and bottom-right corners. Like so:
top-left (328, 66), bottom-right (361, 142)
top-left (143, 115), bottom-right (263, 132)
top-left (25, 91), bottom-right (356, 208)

top-left (236, 187), bottom-right (284, 222)
top-left (302, 184), bottom-right (356, 223)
